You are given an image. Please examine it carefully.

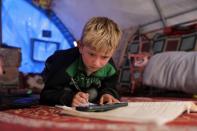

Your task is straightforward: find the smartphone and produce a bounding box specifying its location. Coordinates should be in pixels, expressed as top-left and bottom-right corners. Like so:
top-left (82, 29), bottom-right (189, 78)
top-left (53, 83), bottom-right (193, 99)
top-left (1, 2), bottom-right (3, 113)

top-left (76, 102), bottom-right (128, 112)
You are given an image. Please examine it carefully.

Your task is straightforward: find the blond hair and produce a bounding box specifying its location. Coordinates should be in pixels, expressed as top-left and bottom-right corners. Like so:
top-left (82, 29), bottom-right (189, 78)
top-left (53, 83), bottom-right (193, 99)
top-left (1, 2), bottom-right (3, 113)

top-left (81, 17), bottom-right (122, 53)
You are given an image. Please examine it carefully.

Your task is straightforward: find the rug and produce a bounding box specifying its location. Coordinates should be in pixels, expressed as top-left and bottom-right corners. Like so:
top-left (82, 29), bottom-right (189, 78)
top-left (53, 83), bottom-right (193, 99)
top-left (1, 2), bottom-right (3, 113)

top-left (0, 97), bottom-right (197, 131)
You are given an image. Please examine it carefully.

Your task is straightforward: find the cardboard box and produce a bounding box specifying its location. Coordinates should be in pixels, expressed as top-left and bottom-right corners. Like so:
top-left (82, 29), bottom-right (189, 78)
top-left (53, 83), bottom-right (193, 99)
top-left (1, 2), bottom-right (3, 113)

top-left (0, 48), bottom-right (21, 67)
top-left (0, 67), bottom-right (20, 88)
top-left (0, 47), bottom-right (21, 88)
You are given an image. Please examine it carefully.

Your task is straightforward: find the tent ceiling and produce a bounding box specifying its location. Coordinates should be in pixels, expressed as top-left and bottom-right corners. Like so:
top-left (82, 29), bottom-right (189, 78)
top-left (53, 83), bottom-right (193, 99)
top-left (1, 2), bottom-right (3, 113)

top-left (52, 0), bottom-right (197, 39)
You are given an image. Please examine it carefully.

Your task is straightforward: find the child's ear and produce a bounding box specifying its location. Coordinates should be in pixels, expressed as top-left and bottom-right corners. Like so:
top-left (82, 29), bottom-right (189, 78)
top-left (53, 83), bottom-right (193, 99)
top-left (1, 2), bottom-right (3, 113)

top-left (77, 41), bottom-right (84, 53)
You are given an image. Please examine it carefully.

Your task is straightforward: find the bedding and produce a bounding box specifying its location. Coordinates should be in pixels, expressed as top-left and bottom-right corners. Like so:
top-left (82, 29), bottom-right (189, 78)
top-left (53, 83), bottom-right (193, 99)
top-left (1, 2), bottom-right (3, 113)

top-left (143, 51), bottom-right (197, 94)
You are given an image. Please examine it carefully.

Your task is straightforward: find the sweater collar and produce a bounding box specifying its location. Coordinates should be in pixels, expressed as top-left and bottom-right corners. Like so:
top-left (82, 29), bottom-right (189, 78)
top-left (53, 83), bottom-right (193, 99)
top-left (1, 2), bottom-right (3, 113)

top-left (66, 57), bottom-right (116, 78)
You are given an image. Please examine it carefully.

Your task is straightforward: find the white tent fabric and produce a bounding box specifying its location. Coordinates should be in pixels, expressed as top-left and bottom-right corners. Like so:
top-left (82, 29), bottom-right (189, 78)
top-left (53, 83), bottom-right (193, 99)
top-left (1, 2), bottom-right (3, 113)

top-left (52, 0), bottom-right (197, 40)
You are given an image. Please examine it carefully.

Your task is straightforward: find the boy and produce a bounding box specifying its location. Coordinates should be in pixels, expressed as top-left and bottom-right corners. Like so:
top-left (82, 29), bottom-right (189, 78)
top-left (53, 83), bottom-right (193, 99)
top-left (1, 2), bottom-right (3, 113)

top-left (40, 16), bottom-right (122, 107)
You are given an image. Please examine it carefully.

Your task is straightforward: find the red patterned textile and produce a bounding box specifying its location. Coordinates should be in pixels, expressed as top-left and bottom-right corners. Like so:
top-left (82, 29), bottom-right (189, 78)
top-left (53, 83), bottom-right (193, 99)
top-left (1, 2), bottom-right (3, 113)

top-left (0, 97), bottom-right (197, 131)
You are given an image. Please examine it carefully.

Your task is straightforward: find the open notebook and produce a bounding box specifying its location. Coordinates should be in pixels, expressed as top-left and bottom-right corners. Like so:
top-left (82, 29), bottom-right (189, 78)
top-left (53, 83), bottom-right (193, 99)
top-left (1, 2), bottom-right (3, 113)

top-left (57, 101), bottom-right (197, 125)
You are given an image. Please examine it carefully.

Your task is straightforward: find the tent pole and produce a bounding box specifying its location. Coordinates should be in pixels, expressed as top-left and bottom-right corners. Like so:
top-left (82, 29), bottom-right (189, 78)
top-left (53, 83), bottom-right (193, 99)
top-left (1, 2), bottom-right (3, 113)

top-left (153, 0), bottom-right (167, 27)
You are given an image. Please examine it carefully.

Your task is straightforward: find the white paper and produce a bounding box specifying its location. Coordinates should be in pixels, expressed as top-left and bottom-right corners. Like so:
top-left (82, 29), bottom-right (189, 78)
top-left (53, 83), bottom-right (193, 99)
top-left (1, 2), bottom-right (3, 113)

top-left (57, 101), bottom-right (196, 125)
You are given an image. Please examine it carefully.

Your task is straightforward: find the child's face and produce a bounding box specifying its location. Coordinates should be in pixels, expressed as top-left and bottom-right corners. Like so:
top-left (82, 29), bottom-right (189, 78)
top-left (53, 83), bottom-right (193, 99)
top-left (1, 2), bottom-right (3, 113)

top-left (79, 45), bottom-right (113, 74)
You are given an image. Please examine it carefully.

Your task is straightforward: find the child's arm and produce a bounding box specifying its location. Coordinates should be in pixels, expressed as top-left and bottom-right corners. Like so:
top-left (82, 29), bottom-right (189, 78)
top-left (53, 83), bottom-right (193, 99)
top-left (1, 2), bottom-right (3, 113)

top-left (40, 50), bottom-right (76, 106)
top-left (40, 86), bottom-right (76, 106)
top-left (99, 59), bottom-right (120, 100)
top-left (99, 73), bottom-right (120, 100)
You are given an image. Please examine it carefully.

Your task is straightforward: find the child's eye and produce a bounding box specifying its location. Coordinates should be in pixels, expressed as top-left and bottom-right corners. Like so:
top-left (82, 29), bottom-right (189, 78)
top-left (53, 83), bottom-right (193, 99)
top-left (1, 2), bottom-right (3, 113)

top-left (102, 56), bottom-right (109, 59)
top-left (88, 53), bottom-right (95, 56)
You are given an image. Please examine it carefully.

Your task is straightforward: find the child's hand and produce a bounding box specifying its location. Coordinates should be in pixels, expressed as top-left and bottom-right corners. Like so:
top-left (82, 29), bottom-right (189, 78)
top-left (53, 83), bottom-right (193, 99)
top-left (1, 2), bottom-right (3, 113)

top-left (99, 94), bottom-right (119, 105)
top-left (72, 92), bottom-right (89, 107)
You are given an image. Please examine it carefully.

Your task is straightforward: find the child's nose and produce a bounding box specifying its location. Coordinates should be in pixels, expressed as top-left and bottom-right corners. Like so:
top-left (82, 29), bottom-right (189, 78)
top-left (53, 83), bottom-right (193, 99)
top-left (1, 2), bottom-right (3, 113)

top-left (93, 58), bottom-right (101, 67)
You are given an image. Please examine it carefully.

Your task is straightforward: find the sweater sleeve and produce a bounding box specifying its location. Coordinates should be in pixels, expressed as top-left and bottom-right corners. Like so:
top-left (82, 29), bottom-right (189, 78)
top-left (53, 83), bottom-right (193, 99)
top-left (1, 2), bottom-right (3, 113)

top-left (99, 73), bottom-right (120, 99)
top-left (40, 86), bottom-right (75, 106)
top-left (39, 50), bottom-right (77, 106)
top-left (99, 59), bottom-right (120, 99)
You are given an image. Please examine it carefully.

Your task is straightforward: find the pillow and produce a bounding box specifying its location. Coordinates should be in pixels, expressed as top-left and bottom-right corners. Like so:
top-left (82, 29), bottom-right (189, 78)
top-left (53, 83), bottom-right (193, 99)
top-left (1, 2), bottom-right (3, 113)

top-left (143, 51), bottom-right (197, 94)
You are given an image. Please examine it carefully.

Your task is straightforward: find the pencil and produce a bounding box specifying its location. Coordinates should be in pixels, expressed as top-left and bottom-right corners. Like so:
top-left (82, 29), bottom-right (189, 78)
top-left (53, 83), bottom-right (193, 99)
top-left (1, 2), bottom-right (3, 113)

top-left (71, 77), bottom-right (81, 91)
